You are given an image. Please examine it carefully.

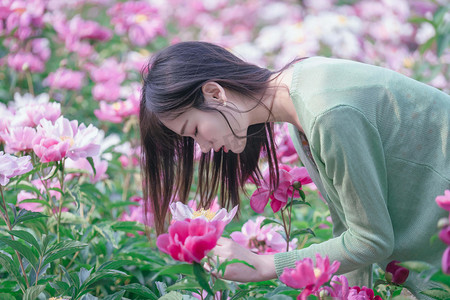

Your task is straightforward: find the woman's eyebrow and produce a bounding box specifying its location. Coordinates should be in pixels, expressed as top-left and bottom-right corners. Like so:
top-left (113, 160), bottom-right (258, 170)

top-left (180, 120), bottom-right (188, 135)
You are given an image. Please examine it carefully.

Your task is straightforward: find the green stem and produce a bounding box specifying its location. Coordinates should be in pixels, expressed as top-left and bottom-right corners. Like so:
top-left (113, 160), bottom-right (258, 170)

top-left (0, 186), bottom-right (30, 289)
top-left (56, 158), bottom-right (66, 243)
top-left (25, 71), bottom-right (34, 96)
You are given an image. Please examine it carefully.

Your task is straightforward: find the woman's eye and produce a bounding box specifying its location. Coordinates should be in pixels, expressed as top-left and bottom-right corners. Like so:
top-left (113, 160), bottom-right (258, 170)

top-left (194, 127), bottom-right (198, 137)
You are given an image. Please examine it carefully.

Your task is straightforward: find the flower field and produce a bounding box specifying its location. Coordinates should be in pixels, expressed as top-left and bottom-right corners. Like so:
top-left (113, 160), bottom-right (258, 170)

top-left (0, 0), bottom-right (449, 299)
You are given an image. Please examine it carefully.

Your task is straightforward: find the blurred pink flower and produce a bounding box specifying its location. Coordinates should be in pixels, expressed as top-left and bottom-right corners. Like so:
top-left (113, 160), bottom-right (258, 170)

top-left (436, 190), bottom-right (450, 211)
top-left (65, 156), bottom-right (108, 183)
top-left (169, 201), bottom-right (237, 224)
top-left (280, 254), bottom-right (340, 300)
top-left (156, 218), bottom-right (225, 263)
top-left (94, 97), bottom-right (140, 122)
top-left (7, 51), bottom-right (45, 73)
top-left (318, 275), bottom-right (349, 300)
top-left (250, 165), bottom-right (312, 213)
top-left (0, 126), bottom-right (36, 153)
top-left (4, 0), bottom-right (45, 40)
top-left (107, 1), bottom-right (166, 46)
top-left (274, 123), bottom-right (299, 164)
top-left (119, 196), bottom-right (148, 224)
top-left (32, 116), bottom-right (100, 162)
top-left (16, 178), bottom-right (65, 213)
top-left (44, 68), bottom-right (84, 91)
top-left (443, 247), bottom-right (450, 274)
top-left (92, 82), bottom-right (121, 102)
top-left (230, 216), bottom-right (297, 254)
top-left (17, 190), bottom-right (43, 212)
top-left (0, 152), bottom-right (32, 186)
top-left (88, 58), bottom-right (126, 84)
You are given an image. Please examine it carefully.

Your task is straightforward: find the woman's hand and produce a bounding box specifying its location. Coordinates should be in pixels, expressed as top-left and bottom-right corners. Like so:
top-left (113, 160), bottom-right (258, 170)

top-left (208, 237), bottom-right (277, 282)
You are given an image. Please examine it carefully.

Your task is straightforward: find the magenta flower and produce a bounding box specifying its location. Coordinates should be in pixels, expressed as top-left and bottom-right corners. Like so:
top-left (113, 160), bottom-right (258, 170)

top-left (440, 226), bottom-right (450, 245)
top-left (443, 247), bottom-right (450, 274)
top-left (156, 218), bottom-right (225, 263)
top-left (274, 123), bottom-right (299, 163)
top-left (169, 201), bottom-right (237, 224)
top-left (4, 0), bottom-right (45, 40)
top-left (0, 126), bottom-right (36, 153)
top-left (44, 68), bottom-right (85, 91)
top-left (250, 165), bottom-right (312, 213)
top-left (280, 254), bottom-right (340, 300)
top-left (385, 260), bottom-right (409, 285)
top-left (0, 152), bottom-right (33, 186)
top-left (32, 116), bottom-right (100, 163)
top-left (318, 275), bottom-right (349, 300)
top-left (7, 51), bottom-right (45, 73)
top-left (348, 286), bottom-right (382, 300)
top-left (230, 216), bottom-right (297, 254)
top-left (436, 190), bottom-right (450, 211)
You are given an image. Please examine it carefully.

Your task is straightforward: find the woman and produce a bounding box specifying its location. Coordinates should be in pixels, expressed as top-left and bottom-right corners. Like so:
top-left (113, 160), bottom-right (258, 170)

top-left (140, 41), bottom-right (450, 294)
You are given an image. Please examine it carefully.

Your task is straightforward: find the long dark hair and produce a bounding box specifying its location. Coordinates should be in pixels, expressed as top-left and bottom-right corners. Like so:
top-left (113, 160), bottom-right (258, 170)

top-left (140, 41), bottom-right (295, 235)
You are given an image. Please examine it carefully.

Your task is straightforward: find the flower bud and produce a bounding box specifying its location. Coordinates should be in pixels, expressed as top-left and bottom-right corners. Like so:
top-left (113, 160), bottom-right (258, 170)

top-left (385, 260), bottom-right (409, 285)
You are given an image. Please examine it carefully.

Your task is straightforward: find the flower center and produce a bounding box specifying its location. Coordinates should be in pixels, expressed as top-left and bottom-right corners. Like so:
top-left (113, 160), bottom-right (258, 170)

top-left (313, 267), bottom-right (322, 278)
top-left (60, 136), bottom-right (74, 147)
top-left (135, 14), bottom-right (148, 23)
top-left (192, 208), bottom-right (216, 220)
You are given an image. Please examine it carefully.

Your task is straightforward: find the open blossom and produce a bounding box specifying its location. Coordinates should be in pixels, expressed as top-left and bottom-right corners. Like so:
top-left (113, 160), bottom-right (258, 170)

top-left (44, 68), bottom-right (84, 91)
top-left (7, 51), bottom-right (45, 73)
top-left (0, 152), bottom-right (33, 186)
top-left (169, 200), bottom-right (237, 225)
top-left (250, 165), bottom-right (312, 213)
top-left (156, 218), bottom-right (225, 263)
top-left (0, 126), bottom-right (36, 153)
top-left (32, 116), bottom-right (100, 163)
top-left (230, 216), bottom-right (297, 254)
top-left (280, 254), bottom-right (340, 300)
top-left (318, 275), bottom-right (382, 300)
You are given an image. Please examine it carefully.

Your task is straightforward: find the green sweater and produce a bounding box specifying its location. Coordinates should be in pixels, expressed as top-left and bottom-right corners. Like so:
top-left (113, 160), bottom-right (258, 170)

top-left (274, 57), bottom-right (450, 294)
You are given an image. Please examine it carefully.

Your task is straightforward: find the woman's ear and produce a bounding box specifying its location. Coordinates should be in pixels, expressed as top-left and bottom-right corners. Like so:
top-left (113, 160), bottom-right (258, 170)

top-left (202, 82), bottom-right (227, 105)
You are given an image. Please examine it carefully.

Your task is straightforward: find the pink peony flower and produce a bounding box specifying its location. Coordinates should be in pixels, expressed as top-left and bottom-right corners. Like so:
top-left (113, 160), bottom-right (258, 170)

top-left (17, 190), bottom-right (43, 212)
top-left (88, 58), bottom-right (126, 84)
top-left (107, 1), bottom-right (166, 46)
top-left (7, 51), bottom-right (45, 73)
top-left (230, 216), bottom-right (297, 254)
top-left (440, 226), bottom-right (450, 245)
top-left (385, 260), bottom-right (409, 285)
top-left (92, 83), bottom-right (121, 102)
top-left (348, 286), bottom-right (382, 300)
top-left (65, 156), bottom-right (108, 183)
top-left (156, 218), bottom-right (225, 263)
top-left (250, 165), bottom-right (312, 213)
top-left (16, 178), bottom-right (67, 213)
top-left (0, 126), bottom-right (36, 153)
top-left (280, 254), bottom-right (340, 300)
top-left (32, 116), bottom-right (100, 163)
top-left (0, 152), bottom-right (33, 186)
top-left (436, 190), bottom-right (450, 211)
top-left (443, 247), bottom-right (450, 274)
top-left (318, 275), bottom-right (349, 300)
top-left (274, 123), bottom-right (299, 163)
top-left (44, 68), bottom-right (84, 91)
top-left (169, 200), bottom-right (237, 225)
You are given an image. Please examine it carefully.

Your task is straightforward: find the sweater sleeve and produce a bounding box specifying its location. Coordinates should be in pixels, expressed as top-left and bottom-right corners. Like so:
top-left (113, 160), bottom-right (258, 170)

top-left (274, 105), bottom-right (394, 280)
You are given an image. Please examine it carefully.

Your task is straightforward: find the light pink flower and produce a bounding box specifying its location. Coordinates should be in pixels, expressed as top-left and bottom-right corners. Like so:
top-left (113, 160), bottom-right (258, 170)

top-left (436, 190), bottom-right (450, 211)
top-left (7, 51), bottom-right (45, 73)
top-left (443, 247), bottom-right (450, 274)
top-left (0, 126), bottom-right (36, 153)
top-left (32, 116), bottom-right (100, 162)
top-left (156, 218), bottom-right (225, 263)
top-left (65, 156), bottom-right (108, 183)
top-left (16, 178), bottom-right (65, 213)
top-left (274, 123), bottom-right (299, 163)
top-left (44, 68), bottom-right (84, 91)
top-left (17, 190), bottom-right (43, 212)
top-left (250, 165), bottom-right (312, 213)
top-left (92, 83), bottom-right (121, 102)
top-left (89, 58), bottom-right (126, 84)
top-left (230, 216), bottom-right (297, 254)
top-left (5, 0), bottom-right (45, 40)
top-left (0, 152), bottom-right (32, 186)
top-left (169, 201), bottom-right (237, 225)
top-left (107, 1), bottom-right (166, 46)
top-left (280, 254), bottom-right (340, 300)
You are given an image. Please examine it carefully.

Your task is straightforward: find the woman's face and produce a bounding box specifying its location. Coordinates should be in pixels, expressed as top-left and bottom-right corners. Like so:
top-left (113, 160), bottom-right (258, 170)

top-left (160, 106), bottom-right (248, 154)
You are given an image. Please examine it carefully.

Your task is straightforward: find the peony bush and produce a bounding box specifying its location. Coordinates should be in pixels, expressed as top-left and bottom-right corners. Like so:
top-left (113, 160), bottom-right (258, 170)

top-left (0, 0), bottom-right (449, 299)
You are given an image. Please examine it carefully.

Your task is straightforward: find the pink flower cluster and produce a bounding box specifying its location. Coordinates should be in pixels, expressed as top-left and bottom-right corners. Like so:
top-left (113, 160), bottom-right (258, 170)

top-left (435, 190), bottom-right (450, 273)
top-left (250, 165), bottom-right (312, 213)
top-left (280, 253), bottom-right (340, 300)
top-left (320, 275), bottom-right (382, 300)
top-left (16, 178), bottom-right (62, 212)
top-left (0, 152), bottom-right (32, 186)
top-left (1, 0), bottom-right (46, 40)
top-left (44, 68), bottom-right (85, 91)
top-left (107, 1), bottom-right (166, 46)
top-left (88, 58), bottom-right (126, 102)
top-left (230, 216), bottom-right (297, 254)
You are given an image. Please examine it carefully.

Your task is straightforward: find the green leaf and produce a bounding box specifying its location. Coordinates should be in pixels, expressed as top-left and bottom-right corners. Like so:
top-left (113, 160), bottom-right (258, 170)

top-left (15, 198), bottom-right (52, 209)
top-left (436, 33), bottom-right (450, 58)
top-left (421, 288), bottom-right (450, 300)
top-left (217, 259), bottom-right (255, 277)
top-left (289, 200), bottom-right (311, 207)
top-left (193, 262), bottom-right (214, 296)
top-left (97, 260), bottom-right (137, 271)
top-left (0, 236), bottom-right (38, 268)
top-left (102, 290), bottom-right (126, 300)
top-left (42, 165), bottom-right (59, 181)
top-left (49, 281), bottom-right (70, 294)
top-left (430, 270), bottom-right (450, 285)
top-left (0, 293), bottom-right (16, 300)
top-left (165, 278), bottom-right (201, 292)
top-left (290, 228), bottom-right (316, 239)
top-left (12, 210), bottom-right (48, 227)
top-left (260, 218), bottom-right (282, 228)
top-left (22, 285), bottom-right (46, 300)
top-left (212, 278), bottom-right (229, 293)
top-left (0, 253), bottom-right (25, 291)
top-left (80, 269), bottom-right (128, 292)
top-left (86, 157), bottom-right (96, 176)
top-left (42, 240), bottom-right (87, 266)
top-left (111, 221), bottom-right (145, 232)
top-left (119, 283), bottom-right (158, 299)
top-left (159, 291), bottom-right (184, 300)
top-left (154, 263), bottom-right (194, 277)
top-left (13, 182), bottom-right (43, 198)
top-left (8, 230), bottom-right (41, 255)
